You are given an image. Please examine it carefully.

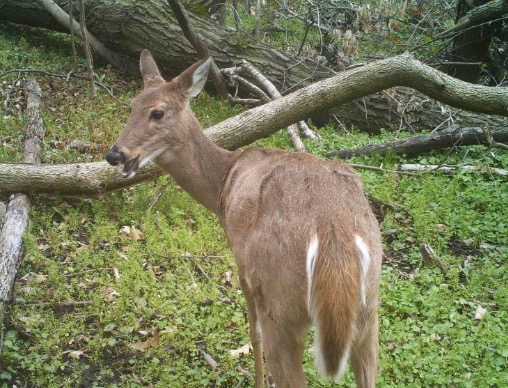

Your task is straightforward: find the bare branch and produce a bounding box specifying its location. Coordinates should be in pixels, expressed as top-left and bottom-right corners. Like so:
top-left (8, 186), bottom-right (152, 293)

top-left (35, 0), bottom-right (137, 73)
top-left (325, 127), bottom-right (508, 159)
top-left (166, 0), bottom-right (229, 98)
top-left (439, 0), bottom-right (508, 36)
top-left (0, 54), bottom-right (506, 196)
top-left (78, 0), bottom-right (96, 97)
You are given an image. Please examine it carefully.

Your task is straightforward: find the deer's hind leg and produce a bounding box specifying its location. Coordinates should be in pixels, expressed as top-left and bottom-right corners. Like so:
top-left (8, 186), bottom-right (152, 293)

top-left (256, 302), bottom-right (309, 388)
top-left (238, 275), bottom-right (265, 387)
top-left (350, 308), bottom-right (379, 388)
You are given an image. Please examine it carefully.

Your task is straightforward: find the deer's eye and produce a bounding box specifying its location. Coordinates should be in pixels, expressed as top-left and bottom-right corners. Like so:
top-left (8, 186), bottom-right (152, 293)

top-left (150, 109), bottom-right (164, 120)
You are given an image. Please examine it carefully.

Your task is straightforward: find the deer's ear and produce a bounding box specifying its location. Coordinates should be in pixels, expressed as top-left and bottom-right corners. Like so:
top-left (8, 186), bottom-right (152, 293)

top-left (140, 49), bottom-right (165, 89)
top-left (177, 57), bottom-right (211, 99)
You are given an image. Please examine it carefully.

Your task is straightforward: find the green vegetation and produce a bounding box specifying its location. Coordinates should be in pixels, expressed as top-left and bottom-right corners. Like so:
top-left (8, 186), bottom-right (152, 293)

top-left (1, 20), bottom-right (507, 388)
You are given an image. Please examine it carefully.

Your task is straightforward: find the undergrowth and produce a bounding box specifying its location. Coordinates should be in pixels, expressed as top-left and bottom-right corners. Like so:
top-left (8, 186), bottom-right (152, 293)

top-left (1, 23), bottom-right (507, 387)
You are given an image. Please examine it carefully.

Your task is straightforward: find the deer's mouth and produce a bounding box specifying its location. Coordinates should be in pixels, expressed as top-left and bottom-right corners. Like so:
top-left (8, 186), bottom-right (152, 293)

top-left (121, 156), bottom-right (140, 178)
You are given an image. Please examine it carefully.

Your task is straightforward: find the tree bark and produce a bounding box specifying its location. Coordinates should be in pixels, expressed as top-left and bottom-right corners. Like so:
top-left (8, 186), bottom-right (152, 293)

top-left (166, 0), bottom-right (229, 98)
top-left (399, 163), bottom-right (508, 176)
top-left (0, 53), bottom-right (506, 196)
top-left (0, 79), bottom-right (43, 347)
top-left (35, 0), bottom-right (138, 73)
top-left (441, 0), bottom-right (508, 36)
top-left (0, 0), bottom-right (332, 91)
top-left (1, 0), bottom-right (506, 132)
top-left (317, 87), bottom-right (508, 133)
top-left (448, 0), bottom-right (494, 84)
top-left (325, 126), bottom-right (508, 159)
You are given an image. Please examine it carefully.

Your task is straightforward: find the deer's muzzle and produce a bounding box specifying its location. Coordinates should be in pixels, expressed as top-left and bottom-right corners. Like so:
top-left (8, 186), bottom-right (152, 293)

top-left (106, 146), bottom-right (125, 166)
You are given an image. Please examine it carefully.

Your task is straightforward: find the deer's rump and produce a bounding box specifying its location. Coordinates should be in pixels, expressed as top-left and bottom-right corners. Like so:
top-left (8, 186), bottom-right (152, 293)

top-left (219, 146), bottom-right (382, 379)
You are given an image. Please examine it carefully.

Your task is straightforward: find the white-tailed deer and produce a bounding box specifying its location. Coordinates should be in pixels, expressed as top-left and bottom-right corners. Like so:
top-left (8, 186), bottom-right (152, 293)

top-left (106, 50), bottom-right (383, 388)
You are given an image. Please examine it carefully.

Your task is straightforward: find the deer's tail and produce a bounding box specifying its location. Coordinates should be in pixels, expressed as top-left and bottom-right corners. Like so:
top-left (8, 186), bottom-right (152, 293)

top-left (306, 231), bottom-right (370, 380)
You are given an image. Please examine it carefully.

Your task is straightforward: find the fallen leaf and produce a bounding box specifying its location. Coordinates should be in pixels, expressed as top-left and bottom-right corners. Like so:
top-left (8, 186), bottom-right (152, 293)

top-left (131, 327), bottom-right (159, 351)
top-left (63, 349), bottom-right (85, 359)
top-left (37, 243), bottom-right (51, 252)
top-left (130, 226), bottom-right (143, 241)
top-left (230, 342), bottom-right (251, 358)
top-left (103, 287), bottom-right (120, 303)
top-left (35, 274), bottom-right (48, 283)
top-left (131, 337), bottom-right (158, 352)
top-left (119, 225), bottom-right (143, 241)
top-left (160, 326), bottom-right (178, 335)
top-left (475, 304), bottom-right (487, 320)
top-left (119, 225), bottom-right (131, 236)
top-left (222, 270), bottom-right (233, 284)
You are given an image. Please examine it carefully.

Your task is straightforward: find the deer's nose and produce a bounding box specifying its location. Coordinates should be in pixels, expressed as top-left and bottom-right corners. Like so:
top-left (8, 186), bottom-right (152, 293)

top-left (106, 146), bottom-right (125, 166)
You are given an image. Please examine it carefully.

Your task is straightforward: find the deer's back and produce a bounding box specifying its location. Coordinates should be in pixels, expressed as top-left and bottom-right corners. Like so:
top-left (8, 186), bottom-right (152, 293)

top-left (219, 147), bottom-right (379, 255)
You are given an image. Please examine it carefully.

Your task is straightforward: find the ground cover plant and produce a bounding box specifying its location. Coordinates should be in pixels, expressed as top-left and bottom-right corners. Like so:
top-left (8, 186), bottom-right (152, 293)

top-left (1, 22), bottom-right (507, 387)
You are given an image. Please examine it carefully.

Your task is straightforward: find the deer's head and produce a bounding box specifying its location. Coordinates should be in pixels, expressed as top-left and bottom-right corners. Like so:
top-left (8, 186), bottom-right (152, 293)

top-left (106, 50), bottom-right (211, 178)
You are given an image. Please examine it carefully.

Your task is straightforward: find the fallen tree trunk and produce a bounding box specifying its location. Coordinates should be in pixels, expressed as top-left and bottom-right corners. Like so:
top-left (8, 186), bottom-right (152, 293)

top-left (440, 0), bottom-right (508, 36)
top-left (36, 0), bottom-right (138, 73)
top-left (1, 0), bottom-right (506, 133)
top-left (325, 126), bottom-right (508, 159)
top-left (0, 0), bottom-right (331, 91)
top-left (0, 53), bottom-right (507, 196)
top-left (0, 79), bottom-right (44, 349)
top-left (399, 163), bottom-right (508, 176)
top-left (321, 87), bottom-right (508, 133)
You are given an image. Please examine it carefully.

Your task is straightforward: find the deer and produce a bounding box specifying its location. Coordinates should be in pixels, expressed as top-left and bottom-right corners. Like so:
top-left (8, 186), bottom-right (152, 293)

top-left (106, 49), bottom-right (383, 388)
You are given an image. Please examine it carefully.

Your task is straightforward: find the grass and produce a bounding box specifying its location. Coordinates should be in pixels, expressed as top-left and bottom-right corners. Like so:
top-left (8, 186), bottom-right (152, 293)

top-left (1, 22), bottom-right (507, 387)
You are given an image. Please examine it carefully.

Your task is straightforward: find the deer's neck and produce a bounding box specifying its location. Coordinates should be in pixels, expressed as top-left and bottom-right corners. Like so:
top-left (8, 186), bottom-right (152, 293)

top-left (157, 116), bottom-right (233, 216)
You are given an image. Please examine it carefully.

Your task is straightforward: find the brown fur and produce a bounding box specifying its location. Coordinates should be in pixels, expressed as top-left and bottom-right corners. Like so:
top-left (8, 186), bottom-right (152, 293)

top-left (106, 50), bottom-right (383, 388)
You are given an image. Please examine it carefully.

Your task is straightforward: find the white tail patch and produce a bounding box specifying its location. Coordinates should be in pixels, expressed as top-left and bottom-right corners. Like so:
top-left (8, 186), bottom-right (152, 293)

top-left (314, 328), bottom-right (350, 381)
top-left (355, 235), bottom-right (371, 306)
top-left (306, 233), bottom-right (319, 314)
top-left (307, 233), bottom-right (350, 380)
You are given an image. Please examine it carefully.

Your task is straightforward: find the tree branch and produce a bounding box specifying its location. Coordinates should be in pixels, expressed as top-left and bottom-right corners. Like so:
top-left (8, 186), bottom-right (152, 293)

top-left (0, 79), bottom-right (44, 349)
top-left (166, 0), bottom-right (229, 98)
top-left (325, 126), bottom-right (508, 159)
top-left (35, 0), bottom-right (138, 73)
top-left (438, 0), bottom-right (508, 36)
top-left (0, 53), bottom-right (506, 196)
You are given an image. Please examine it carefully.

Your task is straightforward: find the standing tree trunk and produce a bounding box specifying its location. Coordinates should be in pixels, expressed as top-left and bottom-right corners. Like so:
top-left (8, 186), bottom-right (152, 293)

top-left (448, 0), bottom-right (493, 84)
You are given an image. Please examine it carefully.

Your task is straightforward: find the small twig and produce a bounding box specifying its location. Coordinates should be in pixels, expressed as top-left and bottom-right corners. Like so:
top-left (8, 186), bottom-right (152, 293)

top-left (65, 267), bottom-right (113, 277)
top-left (482, 126), bottom-right (508, 150)
top-left (227, 96), bottom-right (263, 106)
top-left (26, 300), bottom-right (93, 307)
top-left (297, 121), bottom-right (320, 141)
top-left (2, 76), bottom-right (21, 114)
top-left (235, 365), bottom-right (252, 379)
top-left (166, 0), bottom-right (228, 97)
top-left (65, 140), bottom-right (104, 152)
top-left (199, 347), bottom-right (219, 370)
top-left (68, 0), bottom-right (78, 70)
top-left (78, 0), bottom-right (96, 97)
top-left (226, 60), bottom-right (307, 151)
top-left (227, 75), bottom-right (271, 103)
top-left (148, 178), bottom-right (174, 210)
top-left (399, 163), bottom-right (508, 176)
top-left (381, 228), bottom-right (400, 236)
top-left (349, 163), bottom-right (418, 176)
top-left (419, 242), bottom-right (447, 271)
top-left (150, 253), bottom-right (230, 261)
top-left (0, 69), bottom-right (117, 100)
